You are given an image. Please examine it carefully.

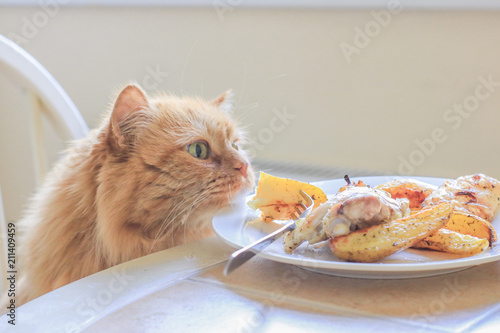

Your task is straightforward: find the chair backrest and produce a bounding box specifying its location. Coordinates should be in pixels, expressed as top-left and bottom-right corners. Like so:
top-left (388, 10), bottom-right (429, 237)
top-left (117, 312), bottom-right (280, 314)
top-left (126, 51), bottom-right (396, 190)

top-left (0, 34), bottom-right (89, 185)
top-left (0, 35), bottom-right (90, 292)
top-left (0, 34), bottom-right (89, 141)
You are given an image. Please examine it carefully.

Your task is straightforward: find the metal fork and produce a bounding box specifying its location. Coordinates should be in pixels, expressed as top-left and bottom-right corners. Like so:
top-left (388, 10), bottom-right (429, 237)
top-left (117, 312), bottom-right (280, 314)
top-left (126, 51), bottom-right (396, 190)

top-left (223, 190), bottom-right (314, 275)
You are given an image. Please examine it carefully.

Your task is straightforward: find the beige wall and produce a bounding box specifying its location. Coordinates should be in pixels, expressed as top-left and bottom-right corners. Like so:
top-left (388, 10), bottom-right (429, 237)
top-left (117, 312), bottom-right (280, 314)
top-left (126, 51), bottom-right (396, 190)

top-left (1, 6), bottom-right (500, 221)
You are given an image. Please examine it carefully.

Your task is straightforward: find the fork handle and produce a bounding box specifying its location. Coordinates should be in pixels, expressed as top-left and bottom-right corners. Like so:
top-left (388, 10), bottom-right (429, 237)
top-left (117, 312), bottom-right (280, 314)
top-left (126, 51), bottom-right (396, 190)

top-left (223, 221), bottom-right (295, 275)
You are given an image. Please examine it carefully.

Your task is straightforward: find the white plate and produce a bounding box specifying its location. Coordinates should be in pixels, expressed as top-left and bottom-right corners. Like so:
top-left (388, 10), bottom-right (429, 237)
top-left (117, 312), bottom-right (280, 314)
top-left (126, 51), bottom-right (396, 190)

top-left (213, 176), bottom-right (500, 279)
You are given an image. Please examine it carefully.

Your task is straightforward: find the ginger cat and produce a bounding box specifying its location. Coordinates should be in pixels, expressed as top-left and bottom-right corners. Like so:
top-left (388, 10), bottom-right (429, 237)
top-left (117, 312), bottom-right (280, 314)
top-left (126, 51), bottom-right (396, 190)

top-left (15, 84), bottom-right (254, 306)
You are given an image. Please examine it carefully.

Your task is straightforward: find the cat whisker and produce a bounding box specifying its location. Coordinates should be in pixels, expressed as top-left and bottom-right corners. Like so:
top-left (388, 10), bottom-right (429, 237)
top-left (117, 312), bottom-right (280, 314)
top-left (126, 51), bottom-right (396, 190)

top-left (149, 190), bottom-right (211, 252)
top-left (165, 193), bottom-right (211, 250)
top-left (152, 200), bottom-right (189, 243)
top-left (227, 184), bottom-right (234, 208)
top-left (148, 199), bottom-right (188, 250)
top-left (148, 174), bottom-right (241, 253)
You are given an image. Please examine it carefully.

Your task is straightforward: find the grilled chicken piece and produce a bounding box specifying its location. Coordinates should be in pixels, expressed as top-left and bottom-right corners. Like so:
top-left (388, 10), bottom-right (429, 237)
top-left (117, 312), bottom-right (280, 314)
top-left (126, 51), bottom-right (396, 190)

top-left (423, 174), bottom-right (500, 222)
top-left (283, 185), bottom-right (410, 254)
top-left (376, 179), bottom-right (437, 210)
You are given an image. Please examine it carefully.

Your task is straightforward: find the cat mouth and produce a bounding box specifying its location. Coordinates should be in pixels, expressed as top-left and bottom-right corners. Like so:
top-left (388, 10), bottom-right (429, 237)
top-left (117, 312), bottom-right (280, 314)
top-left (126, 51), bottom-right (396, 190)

top-left (210, 180), bottom-right (251, 202)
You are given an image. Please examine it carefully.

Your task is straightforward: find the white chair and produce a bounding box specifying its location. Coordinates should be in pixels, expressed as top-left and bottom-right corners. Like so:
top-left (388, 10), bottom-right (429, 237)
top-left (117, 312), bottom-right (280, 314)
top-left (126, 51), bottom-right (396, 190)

top-left (0, 34), bottom-right (89, 180)
top-left (0, 34), bottom-right (89, 291)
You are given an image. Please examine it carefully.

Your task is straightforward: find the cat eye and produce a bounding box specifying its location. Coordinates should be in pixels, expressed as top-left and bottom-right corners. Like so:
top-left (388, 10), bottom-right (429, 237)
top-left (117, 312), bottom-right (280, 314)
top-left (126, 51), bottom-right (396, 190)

top-left (231, 142), bottom-right (239, 151)
top-left (187, 142), bottom-right (209, 159)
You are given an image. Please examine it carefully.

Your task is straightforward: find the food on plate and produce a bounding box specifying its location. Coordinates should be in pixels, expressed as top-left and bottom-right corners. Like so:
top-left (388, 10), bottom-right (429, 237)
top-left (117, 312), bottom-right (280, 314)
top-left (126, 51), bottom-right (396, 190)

top-left (283, 180), bottom-right (410, 254)
top-left (329, 203), bottom-right (453, 263)
top-left (423, 173), bottom-right (500, 222)
top-left (247, 171), bottom-right (327, 222)
top-left (412, 228), bottom-right (489, 256)
top-left (247, 172), bottom-right (499, 263)
top-left (337, 175), bottom-right (367, 193)
top-left (442, 211), bottom-right (497, 246)
top-left (375, 178), bottom-right (437, 210)
top-left (412, 173), bottom-right (500, 253)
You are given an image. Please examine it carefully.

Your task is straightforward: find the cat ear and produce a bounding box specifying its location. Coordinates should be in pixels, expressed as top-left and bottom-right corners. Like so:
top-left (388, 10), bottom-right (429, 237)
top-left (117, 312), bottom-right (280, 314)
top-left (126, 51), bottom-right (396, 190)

top-left (212, 89), bottom-right (233, 114)
top-left (108, 84), bottom-right (149, 151)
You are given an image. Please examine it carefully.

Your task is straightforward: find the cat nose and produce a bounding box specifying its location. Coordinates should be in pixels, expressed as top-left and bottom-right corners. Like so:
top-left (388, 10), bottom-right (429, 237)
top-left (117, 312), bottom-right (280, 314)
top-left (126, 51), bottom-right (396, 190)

top-left (234, 161), bottom-right (248, 178)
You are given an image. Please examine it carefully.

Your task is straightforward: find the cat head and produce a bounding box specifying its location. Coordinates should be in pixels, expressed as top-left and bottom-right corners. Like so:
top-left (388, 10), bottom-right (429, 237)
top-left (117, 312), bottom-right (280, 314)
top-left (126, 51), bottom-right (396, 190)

top-left (102, 83), bottom-right (255, 227)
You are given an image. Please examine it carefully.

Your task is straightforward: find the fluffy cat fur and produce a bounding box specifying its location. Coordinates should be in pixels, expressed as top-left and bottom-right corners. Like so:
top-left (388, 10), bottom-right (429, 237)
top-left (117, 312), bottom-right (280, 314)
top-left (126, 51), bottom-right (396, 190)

top-left (13, 84), bottom-right (254, 307)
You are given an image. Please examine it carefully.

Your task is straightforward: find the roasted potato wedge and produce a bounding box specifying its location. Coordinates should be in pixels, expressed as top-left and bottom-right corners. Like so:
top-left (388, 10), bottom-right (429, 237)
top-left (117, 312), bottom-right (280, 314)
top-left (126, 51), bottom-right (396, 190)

top-left (248, 172), bottom-right (327, 222)
top-left (376, 179), bottom-right (437, 210)
top-left (443, 211), bottom-right (497, 246)
top-left (329, 203), bottom-right (453, 263)
top-left (413, 229), bottom-right (489, 255)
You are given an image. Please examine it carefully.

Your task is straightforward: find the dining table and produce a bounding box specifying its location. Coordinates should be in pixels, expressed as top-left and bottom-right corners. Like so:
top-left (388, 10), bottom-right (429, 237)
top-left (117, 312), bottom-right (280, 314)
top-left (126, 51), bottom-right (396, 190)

top-left (1, 235), bottom-right (499, 333)
top-left (1, 172), bottom-right (500, 333)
